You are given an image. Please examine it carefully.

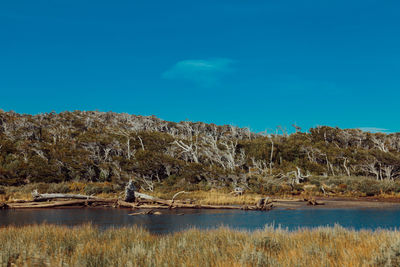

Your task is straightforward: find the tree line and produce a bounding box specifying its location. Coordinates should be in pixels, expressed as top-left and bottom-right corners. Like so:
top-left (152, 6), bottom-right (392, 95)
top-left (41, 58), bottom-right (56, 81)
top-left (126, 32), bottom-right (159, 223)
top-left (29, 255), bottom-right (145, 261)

top-left (0, 110), bottom-right (399, 190)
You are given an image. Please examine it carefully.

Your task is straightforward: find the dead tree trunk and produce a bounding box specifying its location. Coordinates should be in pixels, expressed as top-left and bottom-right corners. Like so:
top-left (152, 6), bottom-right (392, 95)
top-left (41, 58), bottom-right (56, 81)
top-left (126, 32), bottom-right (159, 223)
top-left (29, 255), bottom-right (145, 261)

top-left (124, 180), bottom-right (137, 202)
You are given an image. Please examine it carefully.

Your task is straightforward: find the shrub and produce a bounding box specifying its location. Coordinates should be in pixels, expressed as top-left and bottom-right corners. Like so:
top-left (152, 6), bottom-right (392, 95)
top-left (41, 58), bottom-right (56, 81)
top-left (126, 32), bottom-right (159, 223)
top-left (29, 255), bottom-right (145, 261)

top-left (46, 183), bottom-right (71, 193)
top-left (309, 177), bottom-right (321, 187)
top-left (84, 183), bottom-right (114, 195)
top-left (261, 180), bottom-right (285, 195)
top-left (356, 179), bottom-right (381, 196)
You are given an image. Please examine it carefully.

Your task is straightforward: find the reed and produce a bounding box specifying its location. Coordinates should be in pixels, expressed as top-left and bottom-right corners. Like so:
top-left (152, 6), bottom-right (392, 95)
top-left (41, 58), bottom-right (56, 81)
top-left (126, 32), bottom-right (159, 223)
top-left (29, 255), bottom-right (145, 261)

top-left (0, 224), bottom-right (399, 266)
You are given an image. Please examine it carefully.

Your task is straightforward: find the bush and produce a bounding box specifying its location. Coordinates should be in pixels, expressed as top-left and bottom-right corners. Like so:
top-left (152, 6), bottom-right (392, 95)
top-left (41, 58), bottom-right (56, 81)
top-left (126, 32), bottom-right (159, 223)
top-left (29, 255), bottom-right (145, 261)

top-left (84, 183), bottom-right (114, 195)
top-left (309, 177), bottom-right (321, 187)
top-left (356, 179), bottom-right (381, 196)
top-left (261, 180), bottom-right (285, 195)
top-left (46, 183), bottom-right (71, 193)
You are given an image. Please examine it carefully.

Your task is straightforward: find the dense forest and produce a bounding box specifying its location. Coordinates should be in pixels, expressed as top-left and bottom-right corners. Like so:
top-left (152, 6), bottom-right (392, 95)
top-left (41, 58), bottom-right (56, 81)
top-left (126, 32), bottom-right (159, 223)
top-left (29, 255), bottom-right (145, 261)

top-left (1, 110), bottom-right (399, 194)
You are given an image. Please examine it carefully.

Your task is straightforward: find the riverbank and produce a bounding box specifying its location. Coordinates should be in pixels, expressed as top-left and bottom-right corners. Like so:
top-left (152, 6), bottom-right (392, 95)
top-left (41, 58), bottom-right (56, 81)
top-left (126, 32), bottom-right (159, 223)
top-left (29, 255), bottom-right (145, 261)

top-left (5, 176), bottom-right (400, 204)
top-left (1, 224), bottom-right (399, 266)
top-left (3, 181), bottom-right (400, 210)
top-left (0, 183), bottom-right (400, 209)
top-left (3, 196), bottom-right (400, 210)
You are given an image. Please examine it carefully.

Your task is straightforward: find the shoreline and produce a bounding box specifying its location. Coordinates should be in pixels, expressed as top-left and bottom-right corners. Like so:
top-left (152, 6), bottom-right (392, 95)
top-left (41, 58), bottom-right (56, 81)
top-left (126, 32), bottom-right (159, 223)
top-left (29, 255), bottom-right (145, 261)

top-left (3, 196), bottom-right (400, 210)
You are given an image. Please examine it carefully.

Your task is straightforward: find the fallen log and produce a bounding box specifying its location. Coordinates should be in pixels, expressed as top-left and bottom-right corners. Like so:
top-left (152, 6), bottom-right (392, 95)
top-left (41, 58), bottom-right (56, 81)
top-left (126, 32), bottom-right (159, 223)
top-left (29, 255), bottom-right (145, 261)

top-left (129, 210), bottom-right (162, 216)
top-left (32, 190), bottom-right (98, 202)
top-left (118, 200), bottom-right (170, 209)
top-left (134, 192), bottom-right (159, 201)
top-left (9, 199), bottom-right (118, 209)
top-left (306, 198), bottom-right (325, 206)
top-left (9, 200), bottom-right (89, 209)
top-left (8, 186), bottom-right (276, 211)
top-left (118, 200), bottom-right (269, 210)
top-left (7, 198), bottom-right (274, 211)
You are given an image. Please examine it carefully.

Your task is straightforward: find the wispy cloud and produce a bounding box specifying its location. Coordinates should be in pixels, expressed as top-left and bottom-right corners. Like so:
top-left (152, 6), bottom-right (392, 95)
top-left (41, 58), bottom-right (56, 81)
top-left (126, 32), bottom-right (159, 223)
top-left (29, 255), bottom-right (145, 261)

top-left (162, 58), bottom-right (234, 87)
top-left (358, 127), bottom-right (390, 133)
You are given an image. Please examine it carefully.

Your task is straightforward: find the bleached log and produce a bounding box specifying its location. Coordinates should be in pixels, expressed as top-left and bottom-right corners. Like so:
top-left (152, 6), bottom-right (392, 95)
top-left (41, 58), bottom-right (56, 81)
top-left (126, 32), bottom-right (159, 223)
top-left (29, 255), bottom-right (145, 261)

top-left (11, 200), bottom-right (88, 208)
top-left (135, 192), bottom-right (158, 200)
top-left (10, 199), bottom-right (117, 209)
top-left (32, 190), bottom-right (98, 201)
top-left (172, 191), bottom-right (187, 202)
top-left (129, 210), bottom-right (162, 215)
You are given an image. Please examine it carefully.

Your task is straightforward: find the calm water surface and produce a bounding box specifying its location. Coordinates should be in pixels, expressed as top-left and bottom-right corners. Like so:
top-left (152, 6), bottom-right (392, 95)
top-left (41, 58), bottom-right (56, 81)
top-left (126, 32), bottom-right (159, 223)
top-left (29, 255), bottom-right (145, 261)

top-left (1, 207), bottom-right (400, 233)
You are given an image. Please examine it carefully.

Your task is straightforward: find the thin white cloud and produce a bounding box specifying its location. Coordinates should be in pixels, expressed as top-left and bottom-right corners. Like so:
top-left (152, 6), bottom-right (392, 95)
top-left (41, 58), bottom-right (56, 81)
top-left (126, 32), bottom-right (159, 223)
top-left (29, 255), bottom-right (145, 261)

top-left (162, 58), bottom-right (234, 87)
top-left (358, 127), bottom-right (390, 133)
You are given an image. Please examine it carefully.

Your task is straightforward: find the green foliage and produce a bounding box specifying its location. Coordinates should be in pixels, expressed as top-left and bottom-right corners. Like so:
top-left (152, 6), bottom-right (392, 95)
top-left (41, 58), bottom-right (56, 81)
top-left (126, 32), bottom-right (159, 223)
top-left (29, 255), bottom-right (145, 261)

top-left (1, 111), bottom-right (400, 194)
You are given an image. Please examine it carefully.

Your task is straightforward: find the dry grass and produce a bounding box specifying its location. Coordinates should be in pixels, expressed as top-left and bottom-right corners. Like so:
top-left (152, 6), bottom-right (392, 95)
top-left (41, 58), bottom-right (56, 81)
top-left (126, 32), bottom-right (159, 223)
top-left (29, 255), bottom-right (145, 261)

top-left (180, 190), bottom-right (262, 205)
top-left (153, 189), bottom-right (263, 205)
top-left (0, 224), bottom-right (399, 267)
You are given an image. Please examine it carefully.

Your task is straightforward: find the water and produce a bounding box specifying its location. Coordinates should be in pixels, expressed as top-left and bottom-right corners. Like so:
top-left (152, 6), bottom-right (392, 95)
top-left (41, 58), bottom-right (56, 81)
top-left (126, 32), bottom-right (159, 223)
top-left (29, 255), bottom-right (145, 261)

top-left (1, 207), bottom-right (400, 233)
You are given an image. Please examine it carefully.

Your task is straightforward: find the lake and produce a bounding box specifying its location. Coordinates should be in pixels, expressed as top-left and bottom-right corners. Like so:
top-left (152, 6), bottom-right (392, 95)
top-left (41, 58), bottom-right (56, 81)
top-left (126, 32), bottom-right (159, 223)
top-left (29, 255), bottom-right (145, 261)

top-left (1, 207), bottom-right (400, 233)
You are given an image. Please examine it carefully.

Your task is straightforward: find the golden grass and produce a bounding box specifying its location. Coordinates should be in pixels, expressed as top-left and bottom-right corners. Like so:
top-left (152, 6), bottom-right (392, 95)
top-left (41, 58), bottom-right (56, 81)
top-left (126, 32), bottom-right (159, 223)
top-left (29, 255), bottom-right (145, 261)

top-left (0, 224), bottom-right (399, 267)
top-left (175, 190), bottom-right (262, 205)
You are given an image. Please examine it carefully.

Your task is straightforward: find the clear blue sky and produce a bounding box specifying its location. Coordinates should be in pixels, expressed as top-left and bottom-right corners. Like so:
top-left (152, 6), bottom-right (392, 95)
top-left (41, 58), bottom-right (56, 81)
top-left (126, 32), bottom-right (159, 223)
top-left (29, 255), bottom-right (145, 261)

top-left (1, 1), bottom-right (399, 133)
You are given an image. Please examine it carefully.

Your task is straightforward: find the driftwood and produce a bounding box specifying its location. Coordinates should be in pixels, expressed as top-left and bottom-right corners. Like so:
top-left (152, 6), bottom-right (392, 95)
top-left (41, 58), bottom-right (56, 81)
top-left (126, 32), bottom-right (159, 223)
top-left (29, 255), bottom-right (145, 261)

top-left (9, 199), bottom-right (117, 209)
top-left (32, 190), bottom-right (98, 201)
top-left (4, 185), bottom-right (275, 211)
top-left (7, 190), bottom-right (275, 210)
top-left (305, 198), bottom-right (325, 206)
top-left (118, 200), bottom-right (268, 210)
top-left (135, 192), bottom-right (159, 201)
top-left (129, 210), bottom-right (162, 216)
top-left (8, 198), bottom-right (273, 210)
top-left (10, 200), bottom-right (89, 209)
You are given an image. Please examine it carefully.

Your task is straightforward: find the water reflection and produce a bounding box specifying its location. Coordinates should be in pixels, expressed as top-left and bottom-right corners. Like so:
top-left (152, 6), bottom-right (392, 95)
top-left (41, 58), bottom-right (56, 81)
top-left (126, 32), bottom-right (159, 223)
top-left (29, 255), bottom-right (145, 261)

top-left (1, 207), bottom-right (400, 233)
